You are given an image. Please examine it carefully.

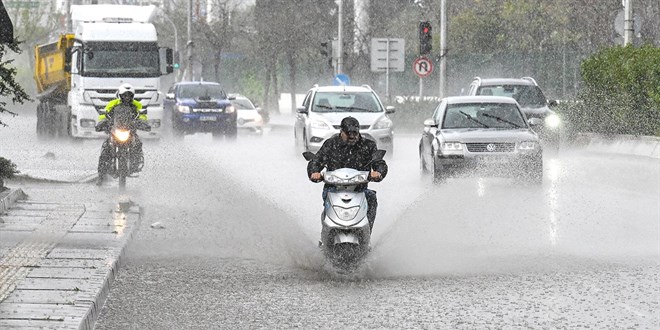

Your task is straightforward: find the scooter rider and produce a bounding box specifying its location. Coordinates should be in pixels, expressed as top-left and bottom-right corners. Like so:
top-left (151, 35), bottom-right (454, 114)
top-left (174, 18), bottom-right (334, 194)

top-left (307, 116), bottom-right (388, 232)
top-left (95, 83), bottom-right (147, 185)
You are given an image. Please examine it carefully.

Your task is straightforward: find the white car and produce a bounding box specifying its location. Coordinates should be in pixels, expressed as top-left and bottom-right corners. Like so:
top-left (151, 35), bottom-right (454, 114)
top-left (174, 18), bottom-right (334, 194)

top-left (294, 85), bottom-right (395, 155)
top-left (229, 94), bottom-right (264, 134)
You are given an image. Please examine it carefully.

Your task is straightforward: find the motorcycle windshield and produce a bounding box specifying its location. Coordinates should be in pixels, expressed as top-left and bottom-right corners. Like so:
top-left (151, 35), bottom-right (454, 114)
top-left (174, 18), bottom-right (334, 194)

top-left (112, 104), bottom-right (136, 129)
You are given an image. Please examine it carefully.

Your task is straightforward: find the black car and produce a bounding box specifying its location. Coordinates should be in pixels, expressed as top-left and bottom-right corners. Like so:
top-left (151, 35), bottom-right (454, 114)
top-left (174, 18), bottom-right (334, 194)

top-left (164, 82), bottom-right (237, 139)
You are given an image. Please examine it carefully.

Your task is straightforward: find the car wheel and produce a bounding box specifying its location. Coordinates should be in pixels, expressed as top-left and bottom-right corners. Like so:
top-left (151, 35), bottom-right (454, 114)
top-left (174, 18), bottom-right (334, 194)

top-left (525, 157), bottom-right (543, 184)
top-left (432, 159), bottom-right (447, 184)
top-left (224, 126), bottom-right (237, 140)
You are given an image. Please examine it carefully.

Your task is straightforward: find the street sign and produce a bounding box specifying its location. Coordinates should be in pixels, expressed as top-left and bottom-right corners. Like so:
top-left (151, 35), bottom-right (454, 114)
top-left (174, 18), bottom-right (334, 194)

top-left (413, 56), bottom-right (433, 78)
top-left (334, 73), bottom-right (350, 86)
top-left (370, 38), bottom-right (405, 72)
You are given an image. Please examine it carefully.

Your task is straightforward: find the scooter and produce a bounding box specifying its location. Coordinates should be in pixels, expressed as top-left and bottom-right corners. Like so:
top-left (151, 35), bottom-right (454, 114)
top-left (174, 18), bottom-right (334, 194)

top-left (303, 150), bottom-right (385, 271)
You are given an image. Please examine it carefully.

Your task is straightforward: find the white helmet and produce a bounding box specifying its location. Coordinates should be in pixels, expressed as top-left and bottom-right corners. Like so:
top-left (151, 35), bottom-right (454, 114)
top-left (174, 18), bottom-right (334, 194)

top-left (117, 83), bottom-right (135, 97)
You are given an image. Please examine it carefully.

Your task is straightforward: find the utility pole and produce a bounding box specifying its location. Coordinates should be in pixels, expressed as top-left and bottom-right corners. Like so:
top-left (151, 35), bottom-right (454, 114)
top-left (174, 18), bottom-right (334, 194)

top-left (438, 0), bottom-right (447, 98)
top-left (336, 0), bottom-right (343, 75)
top-left (186, 0), bottom-right (194, 81)
top-left (623, 0), bottom-right (633, 45)
top-left (65, 0), bottom-right (72, 33)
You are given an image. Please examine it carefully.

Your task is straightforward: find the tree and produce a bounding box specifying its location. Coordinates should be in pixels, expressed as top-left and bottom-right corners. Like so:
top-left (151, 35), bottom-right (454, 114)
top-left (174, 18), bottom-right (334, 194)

top-left (0, 38), bottom-right (30, 127)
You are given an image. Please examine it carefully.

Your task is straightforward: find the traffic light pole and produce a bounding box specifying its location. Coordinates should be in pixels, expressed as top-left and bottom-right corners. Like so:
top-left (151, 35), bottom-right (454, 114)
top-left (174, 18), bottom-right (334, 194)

top-left (336, 0), bottom-right (343, 75)
top-left (186, 0), bottom-right (194, 81)
top-left (439, 0), bottom-right (447, 98)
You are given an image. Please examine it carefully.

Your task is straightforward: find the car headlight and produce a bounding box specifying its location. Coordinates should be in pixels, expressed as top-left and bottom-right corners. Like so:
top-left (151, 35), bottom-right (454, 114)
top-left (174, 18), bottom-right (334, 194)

top-left (80, 119), bottom-right (96, 128)
top-left (177, 105), bottom-right (191, 113)
top-left (441, 142), bottom-right (463, 151)
top-left (333, 205), bottom-right (360, 221)
top-left (373, 117), bottom-right (393, 129)
top-left (311, 119), bottom-right (331, 129)
top-left (518, 141), bottom-right (537, 150)
top-left (544, 114), bottom-right (561, 128)
top-left (225, 105), bottom-right (235, 114)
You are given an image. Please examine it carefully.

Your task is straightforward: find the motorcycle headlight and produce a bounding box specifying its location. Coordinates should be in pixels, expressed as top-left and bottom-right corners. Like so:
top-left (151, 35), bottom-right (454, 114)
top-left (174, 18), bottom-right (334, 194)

top-left (373, 117), bottom-right (393, 129)
top-left (545, 114), bottom-right (561, 128)
top-left (333, 205), bottom-right (360, 221)
top-left (311, 119), bottom-right (331, 129)
top-left (225, 105), bottom-right (235, 114)
top-left (112, 129), bottom-right (131, 142)
top-left (518, 141), bottom-right (537, 150)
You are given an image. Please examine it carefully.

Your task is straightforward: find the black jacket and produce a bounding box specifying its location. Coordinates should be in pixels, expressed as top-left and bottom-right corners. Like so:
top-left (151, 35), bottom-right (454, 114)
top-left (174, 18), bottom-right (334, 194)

top-left (307, 134), bottom-right (388, 189)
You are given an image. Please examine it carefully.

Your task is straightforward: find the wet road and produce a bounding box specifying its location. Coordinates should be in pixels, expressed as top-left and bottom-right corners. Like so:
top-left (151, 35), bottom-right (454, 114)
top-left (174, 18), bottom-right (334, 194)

top-left (1, 112), bottom-right (658, 328)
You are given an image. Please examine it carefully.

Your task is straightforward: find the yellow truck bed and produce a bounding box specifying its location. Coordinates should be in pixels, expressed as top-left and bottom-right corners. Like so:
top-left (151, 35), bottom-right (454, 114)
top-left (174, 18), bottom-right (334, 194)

top-left (33, 34), bottom-right (74, 98)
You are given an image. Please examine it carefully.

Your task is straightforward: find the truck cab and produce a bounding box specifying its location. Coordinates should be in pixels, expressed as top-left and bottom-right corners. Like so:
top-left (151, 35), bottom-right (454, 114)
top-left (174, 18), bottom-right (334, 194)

top-left (67, 5), bottom-right (172, 139)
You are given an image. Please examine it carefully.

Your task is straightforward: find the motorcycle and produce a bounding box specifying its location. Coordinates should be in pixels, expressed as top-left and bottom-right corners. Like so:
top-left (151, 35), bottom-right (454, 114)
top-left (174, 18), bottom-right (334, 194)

top-left (96, 105), bottom-right (150, 188)
top-left (303, 149), bottom-right (386, 272)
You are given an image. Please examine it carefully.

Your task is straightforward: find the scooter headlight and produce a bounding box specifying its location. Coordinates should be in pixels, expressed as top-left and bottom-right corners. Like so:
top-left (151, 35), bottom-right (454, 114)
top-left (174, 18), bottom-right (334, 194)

top-left (333, 205), bottom-right (360, 221)
top-left (112, 129), bottom-right (131, 142)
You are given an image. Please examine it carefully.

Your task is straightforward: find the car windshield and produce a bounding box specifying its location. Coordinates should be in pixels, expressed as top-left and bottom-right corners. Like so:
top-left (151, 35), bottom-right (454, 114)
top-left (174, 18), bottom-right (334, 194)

top-left (178, 85), bottom-right (226, 100)
top-left (232, 98), bottom-right (255, 110)
top-left (476, 85), bottom-right (547, 108)
top-left (312, 92), bottom-right (381, 113)
top-left (443, 103), bottom-right (526, 129)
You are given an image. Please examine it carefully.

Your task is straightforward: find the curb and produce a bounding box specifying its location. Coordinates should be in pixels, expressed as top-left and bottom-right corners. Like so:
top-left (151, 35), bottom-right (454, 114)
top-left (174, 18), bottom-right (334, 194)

top-left (573, 133), bottom-right (660, 159)
top-left (78, 203), bottom-right (142, 330)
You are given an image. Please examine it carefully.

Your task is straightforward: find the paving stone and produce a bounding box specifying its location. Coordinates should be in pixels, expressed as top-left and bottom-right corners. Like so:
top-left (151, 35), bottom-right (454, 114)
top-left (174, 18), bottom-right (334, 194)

top-left (15, 278), bottom-right (100, 292)
top-left (27, 267), bottom-right (100, 280)
top-left (0, 302), bottom-right (89, 320)
top-left (68, 224), bottom-right (128, 234)
top-left (36, 259), bottom-right (108, 269)
top-left (0, 225), bottom-right (40, 232)
top-left (0, 317), bottom-right (82, 329)
top-left (46, 248), bottom-right (113, 260)
top-left (0, 216), bottom-right (47, 225)
top-left (3, 289), bottom-right (89, 305)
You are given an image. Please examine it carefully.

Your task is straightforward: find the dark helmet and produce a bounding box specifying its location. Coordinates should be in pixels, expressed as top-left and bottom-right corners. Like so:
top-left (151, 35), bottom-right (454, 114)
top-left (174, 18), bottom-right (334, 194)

top-left (340, 116), bottom-right (360, 134)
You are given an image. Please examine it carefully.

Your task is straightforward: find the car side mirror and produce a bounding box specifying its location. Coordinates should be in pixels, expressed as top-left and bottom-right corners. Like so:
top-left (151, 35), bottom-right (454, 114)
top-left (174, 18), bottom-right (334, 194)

top-left (528, 118), bottom-right (542, 126)
top-left (166, 93), bottom-right (175, 100)
top-left (297, 106), bottom-right (308, 114)
top-left (385, 105), bottom-right (395, 114)
top-left (423, 118), bottom-right (438, 128)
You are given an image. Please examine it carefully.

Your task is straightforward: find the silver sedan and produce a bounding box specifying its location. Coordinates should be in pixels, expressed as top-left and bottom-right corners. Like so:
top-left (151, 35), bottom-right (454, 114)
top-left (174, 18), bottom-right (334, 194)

top-left (419, 96), bottom-right (543, 183)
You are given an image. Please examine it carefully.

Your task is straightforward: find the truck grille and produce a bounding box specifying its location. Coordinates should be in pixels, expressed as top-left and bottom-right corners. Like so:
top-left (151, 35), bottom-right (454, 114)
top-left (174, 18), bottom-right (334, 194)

top-left (466, 143), bottom-right (515, 153)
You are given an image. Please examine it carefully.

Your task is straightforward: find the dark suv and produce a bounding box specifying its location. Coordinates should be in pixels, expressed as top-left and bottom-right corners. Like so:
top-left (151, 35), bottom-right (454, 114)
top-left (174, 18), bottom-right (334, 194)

top-left (164, 82), bottom-right (237, 139)
top-left (467, 77), bottom-right (561, 150)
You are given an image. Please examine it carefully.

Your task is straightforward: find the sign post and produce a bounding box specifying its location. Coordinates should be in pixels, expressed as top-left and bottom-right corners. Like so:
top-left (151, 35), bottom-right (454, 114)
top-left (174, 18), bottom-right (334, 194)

top-left (413, 56), bottom-right (433, 96)
top-left (370, 38), bottom-right (405, 102)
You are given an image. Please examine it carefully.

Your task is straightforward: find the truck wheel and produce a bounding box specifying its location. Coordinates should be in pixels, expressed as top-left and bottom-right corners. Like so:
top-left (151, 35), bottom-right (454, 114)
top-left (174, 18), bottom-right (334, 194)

top-left (36, 103), bottom-right (47, 138)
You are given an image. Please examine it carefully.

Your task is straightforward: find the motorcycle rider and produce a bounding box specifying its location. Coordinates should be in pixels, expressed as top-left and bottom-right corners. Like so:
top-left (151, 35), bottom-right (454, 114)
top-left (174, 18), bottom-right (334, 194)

top-left (95, 83), bottom-right (147, 185)
top-left (307, 116), bottom-right (388, 233)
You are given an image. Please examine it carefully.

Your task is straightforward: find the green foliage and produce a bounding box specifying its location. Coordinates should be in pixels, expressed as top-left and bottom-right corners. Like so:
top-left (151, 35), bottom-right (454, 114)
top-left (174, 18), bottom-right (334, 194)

top-left (0, 39), bottom-right (31, 127)
top-left (0, 156), bottom-right (19, 189)
top-left (569, 45), bottom-right (660, 136)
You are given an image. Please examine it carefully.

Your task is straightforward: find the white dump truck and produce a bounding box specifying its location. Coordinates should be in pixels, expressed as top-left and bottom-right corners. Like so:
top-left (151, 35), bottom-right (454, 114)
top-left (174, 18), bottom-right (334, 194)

top-left (34, 4), bottom-right (173, 139)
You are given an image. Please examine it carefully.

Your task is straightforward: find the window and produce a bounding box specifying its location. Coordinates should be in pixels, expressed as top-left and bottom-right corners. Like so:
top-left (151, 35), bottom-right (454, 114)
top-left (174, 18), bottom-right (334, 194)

top-left (442, 103), bottom-right (525, 129)
top-left (311, 92), bottom-right (381, 113)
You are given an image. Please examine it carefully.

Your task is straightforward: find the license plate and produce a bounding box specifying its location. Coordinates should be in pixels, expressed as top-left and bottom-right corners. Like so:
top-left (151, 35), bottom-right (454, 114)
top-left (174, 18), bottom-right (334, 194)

top-left (200, 115), bottom-right (217, 121)
top-left (481, 156), bottom-right (507, 163)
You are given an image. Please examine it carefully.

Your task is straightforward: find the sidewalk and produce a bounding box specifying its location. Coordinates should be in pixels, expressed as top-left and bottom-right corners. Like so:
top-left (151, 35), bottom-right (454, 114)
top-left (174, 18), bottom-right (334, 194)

top-left (0, 188), bottom-right (141, 329)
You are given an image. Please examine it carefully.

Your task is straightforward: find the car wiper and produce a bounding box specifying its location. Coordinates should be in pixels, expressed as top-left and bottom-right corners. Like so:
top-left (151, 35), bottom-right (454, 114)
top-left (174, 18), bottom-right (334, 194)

top-left (335, 106), bottom-right (352, 112)
top-left (350, 106), bottom-right (373, 112)
top-left (459, 111), bottom-right (489, 128)
top-left (316, 104), bottom-right (333, 110)
top-left (481, 113), bottom-right (522, 128)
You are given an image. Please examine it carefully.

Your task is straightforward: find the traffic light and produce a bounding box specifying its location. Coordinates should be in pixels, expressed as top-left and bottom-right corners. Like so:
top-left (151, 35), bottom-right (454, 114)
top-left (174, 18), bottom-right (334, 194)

top-left (419, 21), bottom-right (432, 55)
top-left (320, 41), bottom-right (329, 56)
